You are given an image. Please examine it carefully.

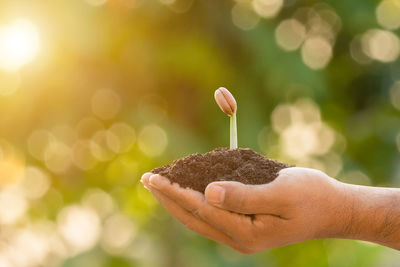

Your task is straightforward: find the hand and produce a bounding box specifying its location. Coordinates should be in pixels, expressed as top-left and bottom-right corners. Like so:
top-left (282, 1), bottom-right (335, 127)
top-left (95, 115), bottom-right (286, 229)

top-left (141, 167), bottom-right (347, 254)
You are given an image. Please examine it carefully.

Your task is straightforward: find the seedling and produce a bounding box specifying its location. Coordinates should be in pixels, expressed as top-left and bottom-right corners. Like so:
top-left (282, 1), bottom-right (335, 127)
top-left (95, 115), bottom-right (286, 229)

top-left (214, 87), bottom-right (237, 149)
top-left (150, 85), bottom-right (290, 221)
top-left (152, 87), bottom-right (290, 193)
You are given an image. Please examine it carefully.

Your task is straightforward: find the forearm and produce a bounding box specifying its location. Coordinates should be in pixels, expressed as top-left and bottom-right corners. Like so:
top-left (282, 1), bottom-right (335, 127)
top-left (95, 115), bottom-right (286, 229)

top-left (336, 182), bottom-right (400, 249)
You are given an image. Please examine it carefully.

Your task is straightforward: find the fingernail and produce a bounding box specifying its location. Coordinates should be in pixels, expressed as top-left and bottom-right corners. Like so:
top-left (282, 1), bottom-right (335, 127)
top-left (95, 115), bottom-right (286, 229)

top-left (207, 185), bottom-right (225, 204)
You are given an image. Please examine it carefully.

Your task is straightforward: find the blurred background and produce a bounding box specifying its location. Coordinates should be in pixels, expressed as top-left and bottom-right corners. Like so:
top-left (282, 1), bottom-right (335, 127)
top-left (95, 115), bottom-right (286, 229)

top-left (0, 0), bottom-right (399, 266)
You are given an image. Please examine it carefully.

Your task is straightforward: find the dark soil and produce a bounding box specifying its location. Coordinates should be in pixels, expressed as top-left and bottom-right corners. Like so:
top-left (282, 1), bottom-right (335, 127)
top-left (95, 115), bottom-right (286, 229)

top-left (151, 147), bottom-right (291, 193)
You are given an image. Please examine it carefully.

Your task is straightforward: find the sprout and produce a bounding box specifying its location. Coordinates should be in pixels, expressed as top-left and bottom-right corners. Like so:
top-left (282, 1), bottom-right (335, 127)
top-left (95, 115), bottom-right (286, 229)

top-left (214, 87), bottom-right (238, 149)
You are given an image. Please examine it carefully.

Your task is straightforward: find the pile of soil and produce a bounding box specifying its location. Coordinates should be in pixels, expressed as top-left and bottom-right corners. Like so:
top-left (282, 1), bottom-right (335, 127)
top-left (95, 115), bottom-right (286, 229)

top-left (151, 147), bottom-right (291, 193)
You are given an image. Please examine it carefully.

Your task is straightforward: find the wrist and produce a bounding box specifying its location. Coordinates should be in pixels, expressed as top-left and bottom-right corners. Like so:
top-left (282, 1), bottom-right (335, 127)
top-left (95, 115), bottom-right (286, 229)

top-left (313, 179), bottom-right (355, 240)
top-left (328, 182), bottom-right (400, 249)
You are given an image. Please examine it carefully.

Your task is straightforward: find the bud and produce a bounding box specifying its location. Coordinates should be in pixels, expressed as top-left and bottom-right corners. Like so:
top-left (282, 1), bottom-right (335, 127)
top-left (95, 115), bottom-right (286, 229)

top-left (214, 87), bottom-right (237, 116)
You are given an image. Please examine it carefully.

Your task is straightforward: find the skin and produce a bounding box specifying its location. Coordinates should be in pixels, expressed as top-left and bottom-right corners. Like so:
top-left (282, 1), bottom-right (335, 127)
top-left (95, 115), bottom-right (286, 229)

top-left (140, 167), bottom-right (400, 254)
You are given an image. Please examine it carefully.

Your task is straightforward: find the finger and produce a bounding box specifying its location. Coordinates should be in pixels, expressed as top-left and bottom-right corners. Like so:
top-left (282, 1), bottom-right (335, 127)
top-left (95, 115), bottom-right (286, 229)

top-left (152, 190), bottom-right (235, 244)
top-left (196, 201), bottom-right (254, 240)
top-left (148, 174), bottom-right (251, 239)
top-left (204, 181), bottom-right (285, 215)
top-left (142, 175), bottom-right (245, 250)
top-left (140, 172), bottom-right (153, 190)
top-left (148, 174), bottom-right (206, 213)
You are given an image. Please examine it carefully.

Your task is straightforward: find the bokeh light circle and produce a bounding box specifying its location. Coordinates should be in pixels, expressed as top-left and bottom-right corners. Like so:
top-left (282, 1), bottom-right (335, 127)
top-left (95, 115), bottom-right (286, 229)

top-left (101, 213), bottom-right (136, 253)
top-left (376, 0), bottom-right (400, 30)
top-left (275, 19), bottom-right (306, 51)
top-left (138, 124), bottom-right (168, 157)
top-left (20, 166), bottom-right (51, 200)
top-left (252, 0), bottom-right (283, 19)
top-left (57, 205), bottom-right (101, 253)
top-left (361, 29), bottom-right (400, 62)
top-left (91, 89), bottom-right (121, 120)
top-left (231, 2), bottom-right (260, 31)
top-left (301, 36), bottom-right (333, 70)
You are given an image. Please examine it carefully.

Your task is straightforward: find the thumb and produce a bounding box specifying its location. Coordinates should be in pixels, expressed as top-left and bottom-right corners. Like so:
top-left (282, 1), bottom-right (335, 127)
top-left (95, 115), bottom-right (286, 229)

top-left (204, 181), bottom-right (282, 215)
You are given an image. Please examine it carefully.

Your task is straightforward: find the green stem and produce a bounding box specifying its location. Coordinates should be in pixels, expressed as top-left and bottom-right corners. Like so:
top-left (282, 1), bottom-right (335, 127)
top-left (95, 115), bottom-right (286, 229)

top-left (230, 112), bottom-right (237, 149)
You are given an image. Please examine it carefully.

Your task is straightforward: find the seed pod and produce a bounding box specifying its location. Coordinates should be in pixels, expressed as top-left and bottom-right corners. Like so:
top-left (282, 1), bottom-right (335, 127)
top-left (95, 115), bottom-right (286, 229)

top-left (214, 87), bottom-right (237, 116)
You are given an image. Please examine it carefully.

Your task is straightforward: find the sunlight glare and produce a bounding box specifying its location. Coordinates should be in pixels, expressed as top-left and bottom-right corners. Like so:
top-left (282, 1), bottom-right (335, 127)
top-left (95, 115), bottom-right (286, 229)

top-left (0, 19), bottom-right (40, 72)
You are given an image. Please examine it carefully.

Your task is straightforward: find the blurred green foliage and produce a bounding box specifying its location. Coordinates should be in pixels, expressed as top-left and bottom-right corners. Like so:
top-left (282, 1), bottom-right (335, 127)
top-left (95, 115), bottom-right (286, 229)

top-left (0, 0), bottom-right (399, 266)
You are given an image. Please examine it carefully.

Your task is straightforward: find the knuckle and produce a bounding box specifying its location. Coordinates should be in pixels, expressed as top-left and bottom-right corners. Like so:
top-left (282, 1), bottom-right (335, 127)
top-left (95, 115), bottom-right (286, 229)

top-left (196, 203), bottom-right (210, 220)
top-left (188, 198), bottom-right (207, 215)
top-left (192, 208), bottom-right (201, 218)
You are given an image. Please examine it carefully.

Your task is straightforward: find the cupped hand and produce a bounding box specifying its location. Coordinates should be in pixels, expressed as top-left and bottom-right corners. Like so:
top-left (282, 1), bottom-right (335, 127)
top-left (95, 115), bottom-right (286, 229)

top-left (141, 167), bottom-right (348, 254)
